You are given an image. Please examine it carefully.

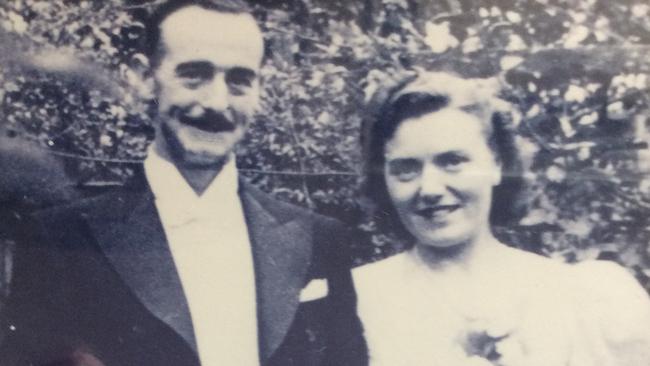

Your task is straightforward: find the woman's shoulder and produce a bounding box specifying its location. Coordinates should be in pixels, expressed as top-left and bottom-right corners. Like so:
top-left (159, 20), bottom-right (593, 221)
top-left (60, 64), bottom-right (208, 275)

top-left (570, 259), bottom-right (646, 295)
top-left (570, 260), bottom-right (650, 326)
top-left (567, 260), bottom-right (650, 363)
top-left (502, 247), bottom-right (648, 302)
top-left (492, 248), bottom-right (650, 363)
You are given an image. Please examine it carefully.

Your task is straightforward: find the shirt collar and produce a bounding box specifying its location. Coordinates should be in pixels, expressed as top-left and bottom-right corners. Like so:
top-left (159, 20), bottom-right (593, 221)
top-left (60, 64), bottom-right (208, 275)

top-left (144, 146), bottom-right (240, 227)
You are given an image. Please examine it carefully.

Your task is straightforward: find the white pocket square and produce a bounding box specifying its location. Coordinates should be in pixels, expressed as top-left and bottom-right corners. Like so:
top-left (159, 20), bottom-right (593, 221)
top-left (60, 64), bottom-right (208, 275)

top-left (299, 278), bottom-right (328, 302)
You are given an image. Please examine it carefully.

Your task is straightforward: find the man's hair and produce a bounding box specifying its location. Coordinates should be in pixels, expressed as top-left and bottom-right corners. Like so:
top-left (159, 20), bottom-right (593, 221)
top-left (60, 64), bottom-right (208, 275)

top-left (144, 0), bottom-right (253, 67)
top-left (362, 72), bottom-right (524, 241)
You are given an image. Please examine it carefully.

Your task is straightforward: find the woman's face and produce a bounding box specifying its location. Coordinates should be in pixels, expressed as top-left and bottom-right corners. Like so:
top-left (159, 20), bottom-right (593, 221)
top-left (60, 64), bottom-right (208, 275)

top-left (383, 108), bottom-right (501, 249)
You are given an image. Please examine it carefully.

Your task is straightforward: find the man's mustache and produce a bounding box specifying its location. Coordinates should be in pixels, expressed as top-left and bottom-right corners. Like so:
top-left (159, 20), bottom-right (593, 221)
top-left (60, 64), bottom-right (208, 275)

top-left (172, 107), bottom-right (236, 133)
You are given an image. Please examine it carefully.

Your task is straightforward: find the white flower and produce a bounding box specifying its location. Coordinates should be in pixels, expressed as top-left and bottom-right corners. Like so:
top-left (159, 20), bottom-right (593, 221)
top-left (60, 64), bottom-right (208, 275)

top-left (499, 56), bottom-right (523, 70)
top-left (520, 208), bottom-right (553, 225)
top-left (594, 30), bottom-right (608, 42)
top-left (526, 104), bottom-right (541, 118)
top-left (634, 73), bottom-right (647, 89)
top-left (561, 218), bottom-right (591, 237)
top-left (607, 101), bottom-right (626, 119)
top-left (611, 74), bottom-right (625, 87)
top-left (506, 34), bottom-right (526, 51)
top-left (559, 116), bottom-right (576, 137)
top-left (316, 111), bottom-right (331, 125)
top-left (595, 16), bottom-right (610, 28)
top-left (546, 165), bottom-right (566, 182)
top-left (632, 4), bottom-right (649, 18)
top-left (505, 11), bottom-right (522, 23)
top-left (564, 85), bottom-right (588, 103)
top-left (99, 134), bottom-right (113, 147)
top-left (578, 111), bottom-right (598, 125)
top-left (92, 26), bottom-right (111, 46)
top-left (462, 36), bottom-right (481, 54)
top-left (1, 20), bottom-right (12, 32)
top-left (585, 83), bottom-right (601, 92)
top-left (517, 136), bottom-right (540, 158)
top-left (578, 146), bottom-right (591, 160)
top-left (625, 73), bottom-right (637, 88)
top-left (563, 25), bottom-right (590, 48)
top-left (571, 11), bottom-right (587, 23)
top-left (110, 105), bottom-right (127, 119)
top-left (331, 77), bottom-right (345, 93)
top-left (306, 70), bottom-right (324, 87)
top-left (424, 21), bottom-right (459, 54)
top-left (8, 11), bottom-right (28, 34)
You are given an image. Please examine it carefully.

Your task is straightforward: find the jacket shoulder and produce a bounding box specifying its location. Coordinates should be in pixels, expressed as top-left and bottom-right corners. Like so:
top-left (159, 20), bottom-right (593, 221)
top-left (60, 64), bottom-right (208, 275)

top-left (241, 183), bottom-right (357, 271)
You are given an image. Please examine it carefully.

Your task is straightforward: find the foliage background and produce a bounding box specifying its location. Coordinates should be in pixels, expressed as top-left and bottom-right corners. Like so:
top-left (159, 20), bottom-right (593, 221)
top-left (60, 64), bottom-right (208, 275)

top-left (1, 0), bottom-right (649, 292)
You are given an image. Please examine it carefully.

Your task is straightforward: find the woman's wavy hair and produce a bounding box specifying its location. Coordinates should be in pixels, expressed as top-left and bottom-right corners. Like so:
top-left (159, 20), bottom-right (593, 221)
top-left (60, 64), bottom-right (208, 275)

top-left (361, 71), bottom-right (524, 240)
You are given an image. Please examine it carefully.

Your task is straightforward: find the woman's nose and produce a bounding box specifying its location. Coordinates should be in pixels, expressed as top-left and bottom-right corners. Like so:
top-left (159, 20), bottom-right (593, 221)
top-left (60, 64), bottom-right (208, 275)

top-left (418, 165), bottom-right (446, 198)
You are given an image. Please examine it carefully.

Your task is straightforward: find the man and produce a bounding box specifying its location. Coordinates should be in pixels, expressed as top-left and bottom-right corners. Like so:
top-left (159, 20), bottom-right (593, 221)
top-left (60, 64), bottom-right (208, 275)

top-left (0, 1), bottom-right (366, 365)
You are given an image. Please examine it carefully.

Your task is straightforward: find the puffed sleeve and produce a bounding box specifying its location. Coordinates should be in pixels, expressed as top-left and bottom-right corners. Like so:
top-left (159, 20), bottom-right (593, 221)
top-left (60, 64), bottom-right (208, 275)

top-left (570, 260), bottom-right (650, 366)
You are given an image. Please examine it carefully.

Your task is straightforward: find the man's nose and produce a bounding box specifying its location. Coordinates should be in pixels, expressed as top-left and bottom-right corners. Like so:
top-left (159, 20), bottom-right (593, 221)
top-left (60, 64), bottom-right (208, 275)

top-left (199, 73), bottom-right (229, 111)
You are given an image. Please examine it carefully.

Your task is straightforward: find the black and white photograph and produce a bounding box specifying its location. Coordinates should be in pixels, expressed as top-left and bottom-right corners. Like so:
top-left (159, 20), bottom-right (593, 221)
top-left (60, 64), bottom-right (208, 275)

top-left (0, 0), bottom-right (649, 365)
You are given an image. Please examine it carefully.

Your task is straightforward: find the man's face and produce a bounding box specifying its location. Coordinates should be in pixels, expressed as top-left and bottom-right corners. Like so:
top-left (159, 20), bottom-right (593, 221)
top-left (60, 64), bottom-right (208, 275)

top-left (153, 6), bottom-right (264, 167)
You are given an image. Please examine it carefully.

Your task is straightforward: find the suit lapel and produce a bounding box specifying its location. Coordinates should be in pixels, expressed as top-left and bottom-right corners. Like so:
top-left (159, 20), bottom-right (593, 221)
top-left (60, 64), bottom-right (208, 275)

top-left (240, 183), bottom-right (314, 363)
top-left (84, 187), bottom-right (197, 353)
top-left (82, 180), bottom-right (314, 363)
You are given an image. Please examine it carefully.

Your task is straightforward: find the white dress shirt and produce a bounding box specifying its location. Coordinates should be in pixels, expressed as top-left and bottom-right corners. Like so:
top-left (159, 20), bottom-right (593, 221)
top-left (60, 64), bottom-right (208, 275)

top-left (145, 149), bottom-right (260, 366)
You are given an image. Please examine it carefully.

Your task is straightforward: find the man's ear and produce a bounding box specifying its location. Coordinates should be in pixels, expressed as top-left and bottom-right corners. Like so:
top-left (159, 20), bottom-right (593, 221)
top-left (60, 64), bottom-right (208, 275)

top-left (123, 53), bottom-right (155, 100)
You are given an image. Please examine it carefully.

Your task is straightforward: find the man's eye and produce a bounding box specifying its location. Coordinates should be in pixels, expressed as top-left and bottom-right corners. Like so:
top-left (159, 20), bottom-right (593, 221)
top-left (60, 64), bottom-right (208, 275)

top-left (226, 68), bottom-right (256, 89)
top-left (387, 159), bottom-right (422, 181)
top-left (435, 153), bottom-right (469, 168)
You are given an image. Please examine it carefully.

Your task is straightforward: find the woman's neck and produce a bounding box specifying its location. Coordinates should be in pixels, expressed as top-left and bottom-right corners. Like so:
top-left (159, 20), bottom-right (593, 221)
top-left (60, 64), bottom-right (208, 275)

top-left (412, 232), bottom-right (503, 274)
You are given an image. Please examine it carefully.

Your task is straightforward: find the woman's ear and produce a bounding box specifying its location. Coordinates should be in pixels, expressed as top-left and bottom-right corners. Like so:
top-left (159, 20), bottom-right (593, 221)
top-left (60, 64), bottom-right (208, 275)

top-left (491, 156), bottom-right (503, 186)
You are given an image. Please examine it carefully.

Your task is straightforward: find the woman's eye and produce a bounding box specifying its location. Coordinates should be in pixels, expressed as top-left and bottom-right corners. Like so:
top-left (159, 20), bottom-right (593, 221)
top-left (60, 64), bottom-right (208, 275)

top-left (436, 153), bottom-right (469, 169)
top-left (387, 159), bottom-right (422, 181)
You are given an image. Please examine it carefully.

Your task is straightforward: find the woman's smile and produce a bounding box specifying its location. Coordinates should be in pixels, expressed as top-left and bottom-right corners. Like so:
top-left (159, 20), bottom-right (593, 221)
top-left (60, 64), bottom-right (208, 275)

top-left (414, 204), bottom-right (461, 220)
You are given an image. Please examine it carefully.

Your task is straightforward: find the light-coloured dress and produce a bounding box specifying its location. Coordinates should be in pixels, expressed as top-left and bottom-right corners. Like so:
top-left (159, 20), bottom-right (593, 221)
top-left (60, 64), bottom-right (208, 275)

top-left (353, 246), bottom-right (650, 366)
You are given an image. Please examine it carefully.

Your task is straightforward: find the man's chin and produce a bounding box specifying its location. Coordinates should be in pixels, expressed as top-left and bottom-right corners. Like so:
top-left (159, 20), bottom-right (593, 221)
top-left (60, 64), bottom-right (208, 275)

top-left (167, 139), bottom-right (232, 168)
top-left (160, 128), bottom-right (233, 167)
top-left (177, 148), bottom-right (231, 168)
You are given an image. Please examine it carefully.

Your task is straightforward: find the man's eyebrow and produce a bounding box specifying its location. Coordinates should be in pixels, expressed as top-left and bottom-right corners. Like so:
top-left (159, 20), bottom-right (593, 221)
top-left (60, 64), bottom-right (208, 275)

top-left (227, 67), bottom-right (257, 80)
top-left (175, 61), bottom-right (215, 77)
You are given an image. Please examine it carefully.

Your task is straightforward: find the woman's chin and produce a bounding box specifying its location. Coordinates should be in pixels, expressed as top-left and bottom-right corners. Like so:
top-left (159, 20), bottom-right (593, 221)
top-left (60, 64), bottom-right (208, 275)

top-left (418, 239), bottom-right (465, 251)
top-left (412, 226), bottom-right (472, 249)
top-left (411, 230), bottom-right (478, 260)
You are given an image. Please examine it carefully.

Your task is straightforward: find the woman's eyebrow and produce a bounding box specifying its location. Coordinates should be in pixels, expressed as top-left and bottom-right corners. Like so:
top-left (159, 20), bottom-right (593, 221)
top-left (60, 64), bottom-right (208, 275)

top-left (437, 150), bottom-right (467, 156)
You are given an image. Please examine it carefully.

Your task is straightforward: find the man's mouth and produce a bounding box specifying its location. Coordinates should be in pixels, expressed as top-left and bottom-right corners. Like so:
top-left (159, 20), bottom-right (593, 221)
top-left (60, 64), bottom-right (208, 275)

top-left (178, 114), bottom-right (236, 133)
top-left (415, 204), bottom-right (460, 219)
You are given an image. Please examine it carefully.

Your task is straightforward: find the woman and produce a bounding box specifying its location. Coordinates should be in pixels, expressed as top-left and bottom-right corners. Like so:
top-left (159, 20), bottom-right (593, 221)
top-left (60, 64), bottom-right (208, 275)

top-left (353, 71), bottom-right (650, 366)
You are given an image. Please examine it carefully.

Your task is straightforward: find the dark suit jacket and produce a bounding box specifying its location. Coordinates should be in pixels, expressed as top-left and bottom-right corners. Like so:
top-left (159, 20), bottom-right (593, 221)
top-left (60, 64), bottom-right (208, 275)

top-left (0, 174), bottom-right (367, 366)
